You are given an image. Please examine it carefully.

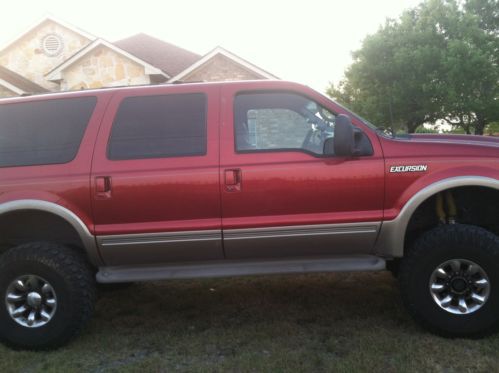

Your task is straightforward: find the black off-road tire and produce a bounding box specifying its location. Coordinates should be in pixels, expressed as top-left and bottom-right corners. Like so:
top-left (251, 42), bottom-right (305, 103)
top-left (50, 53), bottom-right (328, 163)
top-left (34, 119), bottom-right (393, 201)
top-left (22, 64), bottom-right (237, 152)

top-left (0, 242), bottom-right (96, 350)
top-left (399, 224), bottom-right (499, 338)
top-left (386, 259), bottom-right (400, 278)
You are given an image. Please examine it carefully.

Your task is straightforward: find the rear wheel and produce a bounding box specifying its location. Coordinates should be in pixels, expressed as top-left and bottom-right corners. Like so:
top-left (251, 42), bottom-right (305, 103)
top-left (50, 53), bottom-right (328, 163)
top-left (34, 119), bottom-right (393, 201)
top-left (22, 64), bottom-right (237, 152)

top-left (0, 242), bottom-right (95, 350)
top-left (399, 224), bottom-right (499, 337)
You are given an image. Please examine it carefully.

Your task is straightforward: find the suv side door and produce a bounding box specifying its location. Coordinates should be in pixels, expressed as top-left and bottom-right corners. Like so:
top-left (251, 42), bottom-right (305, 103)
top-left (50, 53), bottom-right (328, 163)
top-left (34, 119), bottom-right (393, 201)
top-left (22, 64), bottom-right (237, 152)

top-left (91, 85), bottom-right (223, 266)
top-left (220, 84), bottom-right (385, 259)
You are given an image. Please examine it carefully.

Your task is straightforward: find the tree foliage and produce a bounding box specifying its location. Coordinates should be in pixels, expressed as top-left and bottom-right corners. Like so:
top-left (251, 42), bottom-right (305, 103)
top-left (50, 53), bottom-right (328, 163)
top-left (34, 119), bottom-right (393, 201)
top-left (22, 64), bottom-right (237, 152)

top-left (327, 0), bottom-right (498, 134)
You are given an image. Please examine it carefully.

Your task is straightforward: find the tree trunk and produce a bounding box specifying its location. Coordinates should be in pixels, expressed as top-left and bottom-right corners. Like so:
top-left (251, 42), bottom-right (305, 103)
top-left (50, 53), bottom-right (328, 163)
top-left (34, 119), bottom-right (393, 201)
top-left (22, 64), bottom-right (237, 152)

top-left (461, 115), bottom-right (471, 134)
top-left (406, 120), bottom-right (419, 133)
top-left (474, 116), bottom-right (486, 135)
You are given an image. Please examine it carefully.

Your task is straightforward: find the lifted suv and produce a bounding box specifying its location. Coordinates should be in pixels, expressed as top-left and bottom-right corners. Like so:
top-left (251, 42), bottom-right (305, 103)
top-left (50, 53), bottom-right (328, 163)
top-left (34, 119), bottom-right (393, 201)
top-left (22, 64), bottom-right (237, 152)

top-left (0, 81), bottom-right (498, 349)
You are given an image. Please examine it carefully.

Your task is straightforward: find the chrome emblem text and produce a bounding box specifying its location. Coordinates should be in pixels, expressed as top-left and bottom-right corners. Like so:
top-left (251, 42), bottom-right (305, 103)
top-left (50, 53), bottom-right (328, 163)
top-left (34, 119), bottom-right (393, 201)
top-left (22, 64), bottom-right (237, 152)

top-left (390, 165), bottom-right (428, 173)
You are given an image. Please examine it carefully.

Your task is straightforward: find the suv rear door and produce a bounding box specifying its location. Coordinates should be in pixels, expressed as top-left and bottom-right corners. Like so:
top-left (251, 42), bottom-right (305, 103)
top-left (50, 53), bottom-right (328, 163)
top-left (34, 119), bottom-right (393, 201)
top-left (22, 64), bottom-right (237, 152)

top-left (220, 83), bottom-right (385, 259)
top-left (91, 84), bottom-right (222, 266)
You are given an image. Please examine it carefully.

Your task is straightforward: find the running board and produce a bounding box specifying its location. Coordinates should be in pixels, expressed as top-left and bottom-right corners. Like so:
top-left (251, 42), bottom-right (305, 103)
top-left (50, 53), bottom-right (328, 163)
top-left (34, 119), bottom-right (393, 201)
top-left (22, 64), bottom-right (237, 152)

top-left (96, 255), bottom-right (386, 283)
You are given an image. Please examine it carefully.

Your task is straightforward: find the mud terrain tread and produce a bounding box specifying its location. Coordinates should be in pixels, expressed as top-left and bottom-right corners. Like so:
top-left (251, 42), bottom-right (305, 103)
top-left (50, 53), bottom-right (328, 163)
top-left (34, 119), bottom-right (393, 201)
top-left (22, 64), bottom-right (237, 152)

top-left (399, 224), bottom-right (499, 338)
top-left (0, 242), bottom-right (95, 350)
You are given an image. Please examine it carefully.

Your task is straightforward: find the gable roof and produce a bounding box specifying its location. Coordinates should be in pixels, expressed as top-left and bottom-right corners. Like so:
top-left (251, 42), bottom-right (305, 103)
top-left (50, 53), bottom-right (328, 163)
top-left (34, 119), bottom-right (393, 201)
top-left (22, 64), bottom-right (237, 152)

top-left (114, 33), bottom-right (201, 77)
top-left (0, 16), bottom-right (95, 54)
top-left (45, 38), bottom-right (168, 81)
top-left (0, 66), bottom-right (49, 94)
top-left (168, 46), bottom-right (278, 83)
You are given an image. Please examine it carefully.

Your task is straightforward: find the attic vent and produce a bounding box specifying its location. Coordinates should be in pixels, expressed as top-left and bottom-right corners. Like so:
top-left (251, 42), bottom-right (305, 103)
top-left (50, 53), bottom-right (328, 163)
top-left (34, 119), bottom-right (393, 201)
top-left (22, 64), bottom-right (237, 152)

top-left (41, 34), bottom-right (64, 57)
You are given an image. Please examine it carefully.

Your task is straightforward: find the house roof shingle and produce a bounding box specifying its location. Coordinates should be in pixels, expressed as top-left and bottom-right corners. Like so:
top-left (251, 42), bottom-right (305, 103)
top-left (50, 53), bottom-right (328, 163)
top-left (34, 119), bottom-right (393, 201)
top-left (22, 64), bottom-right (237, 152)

top-left (114, 33), bottom-right (201, 77)
top-left (0, 66), bottom-right (48, 94)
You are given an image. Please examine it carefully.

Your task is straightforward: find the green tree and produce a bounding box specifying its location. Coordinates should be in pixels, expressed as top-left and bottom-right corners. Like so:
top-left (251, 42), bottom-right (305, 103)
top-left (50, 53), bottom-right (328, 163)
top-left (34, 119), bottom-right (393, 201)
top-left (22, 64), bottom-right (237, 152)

top-left (441, 0), bottom-right (499, 134)
top-left (328, 0), bottom-right (499, 134)
top-left (485, 121), bottom-right (499, 135)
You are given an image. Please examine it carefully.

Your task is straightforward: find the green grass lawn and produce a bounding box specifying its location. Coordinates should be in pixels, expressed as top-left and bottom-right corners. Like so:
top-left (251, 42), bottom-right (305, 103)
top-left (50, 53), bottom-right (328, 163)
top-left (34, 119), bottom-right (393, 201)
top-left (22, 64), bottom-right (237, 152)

top-left (1, 272), bottom-right (498, 372)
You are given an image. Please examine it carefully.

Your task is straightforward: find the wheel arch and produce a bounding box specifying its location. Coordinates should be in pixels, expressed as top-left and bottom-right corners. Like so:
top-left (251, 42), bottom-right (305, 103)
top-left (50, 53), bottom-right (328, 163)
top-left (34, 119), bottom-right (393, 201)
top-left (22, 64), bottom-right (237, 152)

top-left (375, 176), bottom-right (499, 258)
top-left (0, 200), bottom-right (103, 266)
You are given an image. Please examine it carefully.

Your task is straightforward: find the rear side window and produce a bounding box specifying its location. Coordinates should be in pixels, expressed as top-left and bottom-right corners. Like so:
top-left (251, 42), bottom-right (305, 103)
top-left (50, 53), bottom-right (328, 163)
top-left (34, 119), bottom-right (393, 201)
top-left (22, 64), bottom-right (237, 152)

top-left (108, 93), bottom-right (207, 160)
top-left (0, 96), bottom-right (97, 167)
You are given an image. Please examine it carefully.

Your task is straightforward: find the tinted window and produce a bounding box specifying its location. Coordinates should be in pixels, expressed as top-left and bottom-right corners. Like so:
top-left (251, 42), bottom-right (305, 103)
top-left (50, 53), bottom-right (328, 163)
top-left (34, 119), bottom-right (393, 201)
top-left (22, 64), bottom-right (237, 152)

top-left (0, 97), bottom-right (97, 167)
top-left (234, 93), bottom-right (336, 155)
top-left (108, 93), bottom-right (207, 160)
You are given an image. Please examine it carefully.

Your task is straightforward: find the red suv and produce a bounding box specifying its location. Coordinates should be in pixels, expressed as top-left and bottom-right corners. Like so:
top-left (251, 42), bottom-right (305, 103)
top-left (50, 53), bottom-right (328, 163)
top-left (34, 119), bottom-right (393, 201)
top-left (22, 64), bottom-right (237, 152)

top-left (0, 80), bottom-right (498, 349)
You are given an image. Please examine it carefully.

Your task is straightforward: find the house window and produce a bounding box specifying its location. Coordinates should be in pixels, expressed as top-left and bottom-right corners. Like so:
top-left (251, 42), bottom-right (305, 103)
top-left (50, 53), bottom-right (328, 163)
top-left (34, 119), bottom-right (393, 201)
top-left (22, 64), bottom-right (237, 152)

top-left (41, 34), bottom-right (64, 57)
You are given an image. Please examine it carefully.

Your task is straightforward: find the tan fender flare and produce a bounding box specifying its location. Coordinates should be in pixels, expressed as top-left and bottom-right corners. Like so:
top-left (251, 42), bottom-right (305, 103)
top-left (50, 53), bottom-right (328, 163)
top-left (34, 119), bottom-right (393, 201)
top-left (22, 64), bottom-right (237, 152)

top-left (374, 176), bottom-right (499, 257)
top-left (0, 199), bottom-right (102, 266)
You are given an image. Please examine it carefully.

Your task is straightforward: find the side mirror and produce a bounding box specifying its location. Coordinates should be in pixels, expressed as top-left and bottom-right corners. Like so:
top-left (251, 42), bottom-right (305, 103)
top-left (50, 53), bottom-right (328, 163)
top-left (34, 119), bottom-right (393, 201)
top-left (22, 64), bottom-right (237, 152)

top-left (323, 114), bottom-right (375, 157)
top-left (333, 114), bottom-right (355, 157)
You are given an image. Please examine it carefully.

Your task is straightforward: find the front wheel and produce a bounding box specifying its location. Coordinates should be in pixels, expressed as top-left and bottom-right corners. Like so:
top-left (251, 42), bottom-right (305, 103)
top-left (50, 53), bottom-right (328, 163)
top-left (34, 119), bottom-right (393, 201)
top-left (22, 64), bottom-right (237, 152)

top-left (0, 242), bottom-right (96, 350)
top-left (399, 224), bottom-right (499, 338)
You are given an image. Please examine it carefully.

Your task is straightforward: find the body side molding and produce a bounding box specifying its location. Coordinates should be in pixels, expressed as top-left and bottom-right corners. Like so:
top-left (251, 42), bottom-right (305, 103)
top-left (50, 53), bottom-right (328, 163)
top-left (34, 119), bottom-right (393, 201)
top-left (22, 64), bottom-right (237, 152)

top-left (223, 222), bottom-right (381, 259)
top-left (375, 176), bottom-right (499, 257)
top-left (99, 230), bottom-right (222, 247)
top-left (0, 199), bottom-right (102, 266)
top-left (97, 223), bottom-right (380, 265)
top-left (224, 222), bottom-right (380, 240)
top-left (97, 230), bottom-right (223, 266)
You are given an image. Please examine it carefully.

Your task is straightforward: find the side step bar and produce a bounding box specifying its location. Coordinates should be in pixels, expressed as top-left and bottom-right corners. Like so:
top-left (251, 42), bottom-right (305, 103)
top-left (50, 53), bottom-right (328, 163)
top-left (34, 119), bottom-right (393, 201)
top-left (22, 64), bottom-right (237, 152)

top-left (96, 255), bottom-right (386, 283)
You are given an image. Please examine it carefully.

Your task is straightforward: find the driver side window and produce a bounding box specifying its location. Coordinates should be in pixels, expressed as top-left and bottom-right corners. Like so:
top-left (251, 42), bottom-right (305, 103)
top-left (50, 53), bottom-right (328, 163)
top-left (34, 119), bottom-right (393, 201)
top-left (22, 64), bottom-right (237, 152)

top-left (234, 92), bottom-right (335, 155)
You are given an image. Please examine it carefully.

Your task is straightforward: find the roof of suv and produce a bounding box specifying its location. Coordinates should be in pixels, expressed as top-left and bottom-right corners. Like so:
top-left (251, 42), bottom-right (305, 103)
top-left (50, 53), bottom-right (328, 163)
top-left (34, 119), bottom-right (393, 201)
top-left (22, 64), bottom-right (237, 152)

top-left (0, 80), bottom-right (310, 104)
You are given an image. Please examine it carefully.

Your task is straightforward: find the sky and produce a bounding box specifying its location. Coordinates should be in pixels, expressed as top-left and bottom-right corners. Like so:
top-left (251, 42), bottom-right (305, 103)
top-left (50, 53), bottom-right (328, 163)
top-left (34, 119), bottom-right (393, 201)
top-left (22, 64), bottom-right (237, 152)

top-left (0, 0), bottom-right (423, 93)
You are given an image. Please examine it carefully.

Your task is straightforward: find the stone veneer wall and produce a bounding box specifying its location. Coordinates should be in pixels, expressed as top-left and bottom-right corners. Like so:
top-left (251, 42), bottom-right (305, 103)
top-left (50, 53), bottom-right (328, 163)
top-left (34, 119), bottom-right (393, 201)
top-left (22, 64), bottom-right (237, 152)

top-left (61, 46), bottom-right (150, 90)
top-left (182, 54), bottom-right (264, 82)
top-left (0, 85), bottom-right (16, 98)
top-left (0, 20), bottom-right (91, 90)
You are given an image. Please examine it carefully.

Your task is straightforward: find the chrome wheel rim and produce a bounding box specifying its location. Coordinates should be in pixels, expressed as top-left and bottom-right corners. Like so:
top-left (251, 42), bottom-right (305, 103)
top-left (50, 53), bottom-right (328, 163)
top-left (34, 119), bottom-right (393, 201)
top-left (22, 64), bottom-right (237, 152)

top-left (5, 275), bottom-right (57, 328)
top-left (429, 259), bottom-right (490, 315)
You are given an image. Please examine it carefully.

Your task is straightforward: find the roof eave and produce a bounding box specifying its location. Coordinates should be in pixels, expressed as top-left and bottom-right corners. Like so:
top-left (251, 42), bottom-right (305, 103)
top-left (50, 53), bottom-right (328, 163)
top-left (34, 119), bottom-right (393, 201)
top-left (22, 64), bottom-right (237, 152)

top-left (168, 46), bottom-right (278, 83)
top-left (0, 15), bottom-right (96, 54)
top-left (45, 39), bottom-right (170, 81)
top-left (0, 78), bottom-right (25, 95)
top-left (46, 72), bottom-right (62, 82)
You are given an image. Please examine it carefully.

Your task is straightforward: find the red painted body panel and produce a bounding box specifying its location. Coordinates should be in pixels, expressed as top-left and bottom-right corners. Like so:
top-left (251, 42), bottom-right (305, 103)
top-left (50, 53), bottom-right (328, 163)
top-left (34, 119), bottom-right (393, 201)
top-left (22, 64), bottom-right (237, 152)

top-left (90, 84), bottom-right (222, 236)
top-left (380, 136), bottom-right (499, 220)
top-left (0, 91), bottom-right (114, 233)
top-left (219, 82), bottom-right (385, 230)
top-left (1, 80), bottom-right (498, 255)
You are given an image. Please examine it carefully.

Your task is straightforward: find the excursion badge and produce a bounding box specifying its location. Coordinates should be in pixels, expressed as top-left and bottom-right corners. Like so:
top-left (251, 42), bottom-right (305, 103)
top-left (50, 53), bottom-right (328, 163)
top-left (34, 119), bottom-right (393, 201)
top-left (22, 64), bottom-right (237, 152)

top-left (390, 165), bottom-right (428, 173)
